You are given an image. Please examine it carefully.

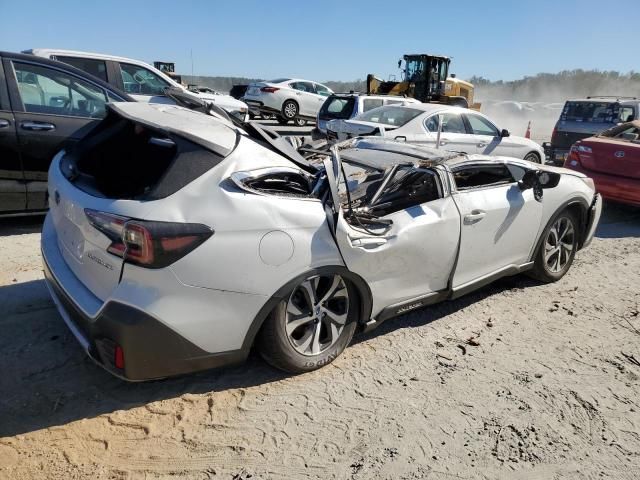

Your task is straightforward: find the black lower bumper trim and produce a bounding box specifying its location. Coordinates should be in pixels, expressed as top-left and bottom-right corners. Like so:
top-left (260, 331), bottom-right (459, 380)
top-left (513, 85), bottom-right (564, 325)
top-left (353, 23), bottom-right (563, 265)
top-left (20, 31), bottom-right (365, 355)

top-left (43, 257), bottom-right (247, 381)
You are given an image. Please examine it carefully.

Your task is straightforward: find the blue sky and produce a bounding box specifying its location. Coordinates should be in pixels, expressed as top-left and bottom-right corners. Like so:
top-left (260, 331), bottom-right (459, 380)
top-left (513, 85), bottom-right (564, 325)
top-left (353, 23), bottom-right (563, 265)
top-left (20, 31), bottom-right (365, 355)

top-left (1, 0), bottom-right (637, 82)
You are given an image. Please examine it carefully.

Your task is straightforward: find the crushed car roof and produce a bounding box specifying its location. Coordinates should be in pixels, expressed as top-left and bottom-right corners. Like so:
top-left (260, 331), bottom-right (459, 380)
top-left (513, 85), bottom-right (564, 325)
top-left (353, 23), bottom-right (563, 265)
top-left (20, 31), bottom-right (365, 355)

top-left (339, 138), bottom-right (461, 170)
top-left (108, 102), bottom-right (238, 157)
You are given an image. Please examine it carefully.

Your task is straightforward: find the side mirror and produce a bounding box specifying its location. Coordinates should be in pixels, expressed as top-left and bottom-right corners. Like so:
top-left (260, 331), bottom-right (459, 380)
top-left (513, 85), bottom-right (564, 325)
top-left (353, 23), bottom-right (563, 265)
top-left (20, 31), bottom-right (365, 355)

top-left (519, 170), bottom-right (538, 191)
top-left (537, 171), bottom-right (561, 189)
top-left (500, 129), bottom-right (510, 138)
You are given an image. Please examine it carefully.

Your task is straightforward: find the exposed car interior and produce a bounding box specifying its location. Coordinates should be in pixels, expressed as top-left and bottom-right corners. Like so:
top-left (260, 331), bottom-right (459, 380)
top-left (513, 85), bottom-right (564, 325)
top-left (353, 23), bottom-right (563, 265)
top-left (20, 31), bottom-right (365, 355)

top-left (452, 164), bottom-right (515, 189)
top-left (64, 114), bottom-right (224, 199)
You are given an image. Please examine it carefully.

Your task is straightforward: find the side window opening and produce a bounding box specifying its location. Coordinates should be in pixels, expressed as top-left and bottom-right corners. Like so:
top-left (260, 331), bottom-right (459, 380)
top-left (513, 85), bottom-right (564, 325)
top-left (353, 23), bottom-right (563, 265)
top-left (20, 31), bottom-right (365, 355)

top-left (465, 114), bottom-right (499, 137)
top-left (424, 113), bottom-right (467, 134)
top-left (54, 56), bottom-right (108, 82)
top-left (619, 106), bottom-right (635, 123)
top-left (368, 167), bottom-right (442, 216)
top-left (315, 84), bottom-right (331, 97)
top-left (453, 164), bottom-right (515, 190)
top-left (119, 62), bottom-right (169, 96)
top-left (363, 98), bottom-right (384, 112)
top-left (13, 61), bottom-right (108, 118)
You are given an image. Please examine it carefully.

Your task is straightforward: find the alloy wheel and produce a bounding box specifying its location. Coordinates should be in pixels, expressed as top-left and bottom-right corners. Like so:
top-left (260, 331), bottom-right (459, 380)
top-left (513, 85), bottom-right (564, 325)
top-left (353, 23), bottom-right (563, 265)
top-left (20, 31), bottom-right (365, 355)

top-left (285, 275), bottom-right (350, 356)
top-left (283, 102), bottom-right (297, 119)
top-left (544, 216), bottom-right (575, 273)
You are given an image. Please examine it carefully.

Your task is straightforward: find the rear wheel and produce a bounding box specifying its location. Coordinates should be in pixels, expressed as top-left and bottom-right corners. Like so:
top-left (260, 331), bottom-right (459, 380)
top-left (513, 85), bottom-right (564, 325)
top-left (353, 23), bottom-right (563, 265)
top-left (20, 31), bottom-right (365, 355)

top-left (524, 152), bottom-right (541, 163)
top-left (293, 117), bottom-right (308, 127)
top-left (261, 112), bottom-right (275, 120)
top-left (529, 210), bottom-right (579, 282)
top-left (258, 273), bottom-right (358, 373)
top-left (281, 100), bottom-right (299, 120)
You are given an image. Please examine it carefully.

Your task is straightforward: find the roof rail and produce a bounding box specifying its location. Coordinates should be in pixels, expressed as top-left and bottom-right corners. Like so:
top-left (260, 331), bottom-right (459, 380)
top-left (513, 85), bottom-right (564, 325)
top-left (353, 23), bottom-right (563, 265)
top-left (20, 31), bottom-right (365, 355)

top-left (586, 96), bottom-right (638, 100)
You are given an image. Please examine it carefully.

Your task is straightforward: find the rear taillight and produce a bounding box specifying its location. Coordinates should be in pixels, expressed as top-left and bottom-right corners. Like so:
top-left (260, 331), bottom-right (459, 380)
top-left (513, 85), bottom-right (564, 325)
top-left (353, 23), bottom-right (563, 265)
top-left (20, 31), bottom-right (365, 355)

top-left (260, 86), bottom-right (279, 93)
top-left (566, 143), bottom-right (592, 167)
top-left (85, 209), bottom-right (213, 269)
top-left (114, 345), bottom-right (125, 370)
top-left (550, 127), bottom-right (558, 144)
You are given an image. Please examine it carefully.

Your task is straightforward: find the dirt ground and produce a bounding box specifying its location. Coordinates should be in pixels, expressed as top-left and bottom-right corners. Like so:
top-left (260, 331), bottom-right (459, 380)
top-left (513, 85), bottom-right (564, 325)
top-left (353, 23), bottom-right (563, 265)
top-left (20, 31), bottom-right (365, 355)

top-left (1, 203), bottom-right (639, 480)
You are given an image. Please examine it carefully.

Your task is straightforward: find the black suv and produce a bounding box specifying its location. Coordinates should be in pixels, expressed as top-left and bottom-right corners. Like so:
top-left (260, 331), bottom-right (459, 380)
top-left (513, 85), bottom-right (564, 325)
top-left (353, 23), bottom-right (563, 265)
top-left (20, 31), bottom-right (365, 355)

top-left (0, 52), bottom-right (131, 216)
top-left (546, 96), bottom-right (639, 164)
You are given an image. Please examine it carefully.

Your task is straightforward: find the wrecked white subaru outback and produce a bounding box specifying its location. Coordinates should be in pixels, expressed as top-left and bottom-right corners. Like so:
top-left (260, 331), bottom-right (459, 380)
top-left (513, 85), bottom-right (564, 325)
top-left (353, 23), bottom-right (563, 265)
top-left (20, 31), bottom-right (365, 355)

top-left (41, 102), bottom-right (602, 380)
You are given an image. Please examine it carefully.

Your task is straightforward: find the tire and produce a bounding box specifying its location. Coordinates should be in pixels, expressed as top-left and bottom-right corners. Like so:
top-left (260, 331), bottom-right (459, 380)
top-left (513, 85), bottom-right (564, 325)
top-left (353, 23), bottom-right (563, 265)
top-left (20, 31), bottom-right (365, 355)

top-left (293, 117), bottom-right (308, 127)
top-left (524, 152), bottom-right (541, 164)
top-left (261, 113), bottom-right (275, 120)
top-left (281, 100), bottom-right (299, 120)
top-left (258, 273), bottom-right (358, 373)
top-left (276, 115), bottom-right (289, 125)
top-left (529, 209), bottom-right (579, 283)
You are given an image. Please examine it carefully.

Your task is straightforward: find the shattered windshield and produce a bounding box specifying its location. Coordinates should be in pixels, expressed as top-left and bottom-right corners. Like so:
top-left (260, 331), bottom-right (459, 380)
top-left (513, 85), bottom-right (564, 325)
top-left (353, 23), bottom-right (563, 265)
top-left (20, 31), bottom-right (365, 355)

top-left (356, 106), bottom-right (423, 127)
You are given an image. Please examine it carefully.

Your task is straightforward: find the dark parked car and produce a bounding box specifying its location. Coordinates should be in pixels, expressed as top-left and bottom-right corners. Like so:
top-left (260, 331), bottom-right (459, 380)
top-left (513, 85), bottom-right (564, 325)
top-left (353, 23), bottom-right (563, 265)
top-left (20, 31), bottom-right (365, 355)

top-left (0, 51), bottom-right (131, 216)
top-left (545, 96), bottom-right (639, 165)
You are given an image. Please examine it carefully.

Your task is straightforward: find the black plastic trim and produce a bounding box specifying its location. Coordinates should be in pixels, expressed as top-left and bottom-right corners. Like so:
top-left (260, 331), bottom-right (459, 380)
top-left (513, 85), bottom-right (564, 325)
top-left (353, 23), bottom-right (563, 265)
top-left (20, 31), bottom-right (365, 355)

top-left (43, 256), bottom-right (246, 381)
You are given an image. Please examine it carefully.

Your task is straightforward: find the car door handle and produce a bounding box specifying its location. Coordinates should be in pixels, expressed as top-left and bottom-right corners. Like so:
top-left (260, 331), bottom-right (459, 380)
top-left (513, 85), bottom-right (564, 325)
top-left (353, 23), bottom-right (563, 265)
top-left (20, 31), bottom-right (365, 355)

top-left (477, 142), bottom-right (487, 147)
top-left (351, 237), bottom-right (388, 248)
top-left (21, 121), bottom-right (56, 131)
top-left (0, 119), bottom-right (10, 128)
top-left (464, 210), bottom-right (486, 224)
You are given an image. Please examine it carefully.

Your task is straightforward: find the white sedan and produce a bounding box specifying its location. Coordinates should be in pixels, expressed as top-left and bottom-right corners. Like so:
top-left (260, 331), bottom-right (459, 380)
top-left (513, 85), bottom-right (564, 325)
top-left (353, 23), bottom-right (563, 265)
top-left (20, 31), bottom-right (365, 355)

top-left (243, 78), bottom-right (333, 126)
top-left (327, 104), bottom-right (545, 163)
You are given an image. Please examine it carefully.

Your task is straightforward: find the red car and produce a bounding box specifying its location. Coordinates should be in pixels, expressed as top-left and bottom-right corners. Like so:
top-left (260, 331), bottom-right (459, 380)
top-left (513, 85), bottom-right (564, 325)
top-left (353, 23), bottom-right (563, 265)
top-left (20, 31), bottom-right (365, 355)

top-left (564, 120), bottom-right (640, 207)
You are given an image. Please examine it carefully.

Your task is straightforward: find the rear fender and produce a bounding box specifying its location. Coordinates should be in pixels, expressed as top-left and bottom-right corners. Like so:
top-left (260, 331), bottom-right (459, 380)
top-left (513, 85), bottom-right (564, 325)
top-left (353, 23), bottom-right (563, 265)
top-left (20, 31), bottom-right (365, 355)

top-left (242, 266), bottom-right (373, 351)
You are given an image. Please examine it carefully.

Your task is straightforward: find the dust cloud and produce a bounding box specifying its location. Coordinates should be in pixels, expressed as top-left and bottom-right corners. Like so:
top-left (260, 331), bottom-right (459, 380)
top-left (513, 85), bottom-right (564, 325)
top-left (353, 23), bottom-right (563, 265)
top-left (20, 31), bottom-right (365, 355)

top-left (473, 72), bottom-right (640, 143)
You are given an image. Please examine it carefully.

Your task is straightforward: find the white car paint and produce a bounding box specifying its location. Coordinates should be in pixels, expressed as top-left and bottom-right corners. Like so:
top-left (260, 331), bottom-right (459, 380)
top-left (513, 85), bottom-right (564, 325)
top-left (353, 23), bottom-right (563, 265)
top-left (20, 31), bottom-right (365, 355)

top-left (40, 103), bottom-right (600, 380)
top-left (243, 78), bottom-right (333, 119)
top-left (26, 49), bottom-right (249, 120)
top-left (328, 104), bottom-right (545, 162)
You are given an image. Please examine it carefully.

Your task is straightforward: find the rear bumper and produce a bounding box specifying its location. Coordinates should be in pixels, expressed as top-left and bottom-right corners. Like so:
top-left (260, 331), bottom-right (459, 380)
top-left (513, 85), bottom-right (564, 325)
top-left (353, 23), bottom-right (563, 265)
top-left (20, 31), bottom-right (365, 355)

top-left (546, 146), bottom-right (569, 165)
top-left (565, 162), bottom-right (640, 207)
top-left (41, 215), bottom-right (248, 381)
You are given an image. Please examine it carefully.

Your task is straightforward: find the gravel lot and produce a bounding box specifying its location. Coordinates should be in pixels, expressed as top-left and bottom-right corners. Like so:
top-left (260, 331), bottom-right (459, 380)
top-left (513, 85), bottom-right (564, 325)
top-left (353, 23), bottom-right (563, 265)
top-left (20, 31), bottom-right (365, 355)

top-left (1, 203), bottom-right (639, 480)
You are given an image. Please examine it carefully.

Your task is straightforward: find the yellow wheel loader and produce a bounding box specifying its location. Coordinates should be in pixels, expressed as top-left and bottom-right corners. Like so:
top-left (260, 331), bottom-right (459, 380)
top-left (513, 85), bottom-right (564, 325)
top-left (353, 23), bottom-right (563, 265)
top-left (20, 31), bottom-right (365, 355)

top-left (366, 54), bottom-right (480, 109)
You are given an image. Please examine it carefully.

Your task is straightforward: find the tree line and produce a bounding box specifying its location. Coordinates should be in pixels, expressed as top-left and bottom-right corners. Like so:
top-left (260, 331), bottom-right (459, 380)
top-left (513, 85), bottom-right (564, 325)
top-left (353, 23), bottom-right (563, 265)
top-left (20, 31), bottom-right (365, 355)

top-left (182, 70), bottom-right (640, 103)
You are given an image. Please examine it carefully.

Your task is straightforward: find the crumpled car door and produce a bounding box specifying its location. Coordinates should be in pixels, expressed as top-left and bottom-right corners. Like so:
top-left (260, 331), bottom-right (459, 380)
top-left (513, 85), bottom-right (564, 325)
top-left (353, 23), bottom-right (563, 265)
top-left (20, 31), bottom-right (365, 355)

top-left (323, 152), bottom-right (461, 318)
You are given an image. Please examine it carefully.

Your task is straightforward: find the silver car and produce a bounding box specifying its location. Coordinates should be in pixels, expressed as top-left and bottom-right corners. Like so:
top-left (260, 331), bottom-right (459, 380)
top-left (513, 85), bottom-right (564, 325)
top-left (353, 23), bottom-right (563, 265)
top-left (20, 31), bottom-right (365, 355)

top-left (41, 102), bottom-right (602, 380)
top-left (243, 78), bottom-right (332, 126)
top-left (327, 104), bottom-right (546, 163)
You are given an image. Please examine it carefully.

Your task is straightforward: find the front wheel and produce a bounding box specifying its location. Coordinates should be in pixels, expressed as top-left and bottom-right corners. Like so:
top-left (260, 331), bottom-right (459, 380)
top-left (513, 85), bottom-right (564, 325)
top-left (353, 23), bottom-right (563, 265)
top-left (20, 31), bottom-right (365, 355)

top-left (529, 210), bottom-right (579, 282)
top-left (293, 117), bottom-right (308, 127)
top-left (524, 152), bottom-right (541, 163)
top-left (258, 273), bottom-right (358, 373)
